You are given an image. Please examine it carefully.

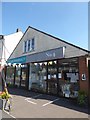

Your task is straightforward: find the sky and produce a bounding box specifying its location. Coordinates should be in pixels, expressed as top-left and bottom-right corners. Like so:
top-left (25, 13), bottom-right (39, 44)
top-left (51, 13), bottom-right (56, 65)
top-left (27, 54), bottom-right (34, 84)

top-left (2, 2), bottom-right (88, 50)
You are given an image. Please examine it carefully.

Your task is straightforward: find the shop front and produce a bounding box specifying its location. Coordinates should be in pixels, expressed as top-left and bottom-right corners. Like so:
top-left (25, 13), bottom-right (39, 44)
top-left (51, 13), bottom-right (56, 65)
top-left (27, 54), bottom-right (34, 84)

top-left (28, 57), bottom-right (79, 98)
top-left (6, 26), bottom-right (90, 99)
top-left (6, 56), bottom-right (29, 89)
top-left (6, 47), bottom-right (89, 99)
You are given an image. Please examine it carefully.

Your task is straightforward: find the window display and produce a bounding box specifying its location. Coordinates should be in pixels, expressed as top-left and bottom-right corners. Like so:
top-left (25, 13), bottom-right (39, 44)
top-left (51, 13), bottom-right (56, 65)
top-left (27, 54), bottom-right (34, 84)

top-left (58, 58), bottom-right (79, 98)
top-left (21, 65), bottom-right (27, 87)
top-left (15, 65), bottom-right (21, 87)
top-left (6, 66), bottom-right (15, 85)
top-left (29, 62), bottom-right (47, 92)
top-left (47, 61), bottom-right (57, 95)
top-left (29, 59), bottom-right (79, 97)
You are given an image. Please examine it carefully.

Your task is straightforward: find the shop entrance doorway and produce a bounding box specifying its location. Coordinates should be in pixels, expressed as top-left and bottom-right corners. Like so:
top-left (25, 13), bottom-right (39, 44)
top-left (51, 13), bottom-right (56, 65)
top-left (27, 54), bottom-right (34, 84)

top-left (20, 65), bottom-right (27, 89)
top-left (47, 61), bottom-right (57, 95)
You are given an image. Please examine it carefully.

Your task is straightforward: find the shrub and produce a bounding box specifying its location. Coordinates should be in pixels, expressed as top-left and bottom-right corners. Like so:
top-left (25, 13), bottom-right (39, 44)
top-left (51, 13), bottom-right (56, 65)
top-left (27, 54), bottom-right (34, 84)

top-left (77, 90), bottom-right (87, 106)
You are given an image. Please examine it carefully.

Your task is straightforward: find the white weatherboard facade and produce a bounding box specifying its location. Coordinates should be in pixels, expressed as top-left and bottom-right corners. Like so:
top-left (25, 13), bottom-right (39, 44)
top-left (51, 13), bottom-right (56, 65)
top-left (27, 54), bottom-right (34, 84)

top-left (0, 38), bottom-right (4, 65)
top-left (4, 31), bottom-right (23, 60)
top-left (0, 30), bottom-right (23, 66)
top-left (0, 38), bottom-right (3, 60)
top-left (9, 26), bottom-right (88, 61)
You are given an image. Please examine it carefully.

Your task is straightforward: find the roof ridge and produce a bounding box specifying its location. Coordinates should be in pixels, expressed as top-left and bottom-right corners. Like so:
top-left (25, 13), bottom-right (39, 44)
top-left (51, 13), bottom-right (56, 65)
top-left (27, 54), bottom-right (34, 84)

top-left (8, 25), bottom-right (90, 60)
top-left (28, 26), bottom-right (90, 53)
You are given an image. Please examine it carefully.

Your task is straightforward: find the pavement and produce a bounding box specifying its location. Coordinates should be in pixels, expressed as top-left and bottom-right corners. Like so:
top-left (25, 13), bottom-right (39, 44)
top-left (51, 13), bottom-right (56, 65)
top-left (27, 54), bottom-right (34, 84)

top-left (0, 87), bottom-right (89, 119)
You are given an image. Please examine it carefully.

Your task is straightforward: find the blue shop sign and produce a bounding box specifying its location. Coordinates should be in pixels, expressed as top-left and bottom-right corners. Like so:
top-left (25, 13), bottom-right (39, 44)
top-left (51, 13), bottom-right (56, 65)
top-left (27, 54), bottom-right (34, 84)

top-left (7, 56), bottom-right (26, 64)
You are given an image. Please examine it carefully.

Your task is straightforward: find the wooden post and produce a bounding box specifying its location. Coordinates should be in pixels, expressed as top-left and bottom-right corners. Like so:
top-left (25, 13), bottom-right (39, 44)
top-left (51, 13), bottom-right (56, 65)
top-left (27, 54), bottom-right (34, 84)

top-left (19, 65), bottom-right (22, 87)
top-left (4, 66), bottom-right (7, 81)
top-left (56, 60), bottom-right (59, 96)
top-left (13, 66), bottom-right (16, 85)
top-left (46, 62), bottom-right (48, 93)
top-left (26, 63), bottom-right (30, 90)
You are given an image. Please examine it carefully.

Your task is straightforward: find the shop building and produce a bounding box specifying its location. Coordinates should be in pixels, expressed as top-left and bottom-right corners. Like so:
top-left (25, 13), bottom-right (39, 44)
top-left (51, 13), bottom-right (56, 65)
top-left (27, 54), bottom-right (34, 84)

top-left (6, 26), bottom-right (90, 98)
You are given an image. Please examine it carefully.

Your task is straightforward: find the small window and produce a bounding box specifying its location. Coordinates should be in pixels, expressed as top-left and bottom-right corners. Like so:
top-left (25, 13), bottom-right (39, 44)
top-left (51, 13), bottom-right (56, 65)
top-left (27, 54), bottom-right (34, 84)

top-left (32, 38), bottom-right (35, 50)
top-left (24, 41), bottom-right (27, 53)
top-left (23, 38), bottom-right (35, 53)
top-left (28, 40), bottom-right (30, 51)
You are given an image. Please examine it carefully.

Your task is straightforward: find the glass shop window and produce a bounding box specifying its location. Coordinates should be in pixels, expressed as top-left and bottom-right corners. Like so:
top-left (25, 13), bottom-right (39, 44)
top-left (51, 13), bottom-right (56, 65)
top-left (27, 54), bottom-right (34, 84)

top-left (30, 62), bottom-right (47, 92)
top-left (6, 66), bottom-right (14, 85)
top-left (58, 58), bottom-right (79, 98)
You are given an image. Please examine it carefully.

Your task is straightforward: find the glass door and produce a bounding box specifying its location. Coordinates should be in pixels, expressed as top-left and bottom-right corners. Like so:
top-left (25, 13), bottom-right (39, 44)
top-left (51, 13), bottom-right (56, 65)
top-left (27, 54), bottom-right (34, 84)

top-left (21, 64), bottom-right (27, 88)
top-left (47, 61), bottom-right (57, 95)
top-left (15, 65), bottom-right (21, 87)
top-left (6, 66), bottom-right (15, 85)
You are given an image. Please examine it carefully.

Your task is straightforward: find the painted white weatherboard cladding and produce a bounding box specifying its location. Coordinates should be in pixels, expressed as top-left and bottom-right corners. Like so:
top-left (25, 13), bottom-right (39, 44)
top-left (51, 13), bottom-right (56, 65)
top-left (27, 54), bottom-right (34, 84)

top-left (0, 39), bottom-right (3, 60)
top-left (9, 27), bottom-right (88, 60)
top-left (0, 39), bottom-right (6, 65)
top-left (4, 31), bottom-right (23, 60)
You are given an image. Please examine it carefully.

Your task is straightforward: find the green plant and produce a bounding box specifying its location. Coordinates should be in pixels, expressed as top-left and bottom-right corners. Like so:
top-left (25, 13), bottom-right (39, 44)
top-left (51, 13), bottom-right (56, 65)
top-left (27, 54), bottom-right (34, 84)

top-left (77, 90), bottom-right (87, 106)
top-left (8, 83), bottom-right (13, 87)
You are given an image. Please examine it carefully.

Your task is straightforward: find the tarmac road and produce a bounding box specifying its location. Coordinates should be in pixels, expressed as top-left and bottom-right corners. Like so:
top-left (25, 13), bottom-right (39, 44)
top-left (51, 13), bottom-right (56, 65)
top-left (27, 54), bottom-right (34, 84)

top-left (7, 88), bottom-right (89, 119)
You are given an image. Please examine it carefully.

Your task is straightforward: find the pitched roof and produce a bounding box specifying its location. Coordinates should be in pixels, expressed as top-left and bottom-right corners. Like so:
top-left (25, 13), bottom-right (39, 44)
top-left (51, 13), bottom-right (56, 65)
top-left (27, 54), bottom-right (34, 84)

top-left (28, 26), bottom-right (89, 53)
top-left (8, 26), bottom-right (90, 60)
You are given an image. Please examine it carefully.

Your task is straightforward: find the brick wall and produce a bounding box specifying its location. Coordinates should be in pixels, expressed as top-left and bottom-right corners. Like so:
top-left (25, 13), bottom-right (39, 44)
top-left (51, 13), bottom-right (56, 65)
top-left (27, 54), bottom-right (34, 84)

top-left (79, 56), bottom-right (88, 94)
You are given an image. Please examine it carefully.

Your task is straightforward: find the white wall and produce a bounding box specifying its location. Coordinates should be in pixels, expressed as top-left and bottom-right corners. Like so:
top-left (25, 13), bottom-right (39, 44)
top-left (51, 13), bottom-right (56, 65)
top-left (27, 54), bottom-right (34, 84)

top-left (0, 39), bottom-right (5, 66)
top-left (0, 39), bottom-right (3, 60)
top-left (4, 31), bottom-right (23, 60)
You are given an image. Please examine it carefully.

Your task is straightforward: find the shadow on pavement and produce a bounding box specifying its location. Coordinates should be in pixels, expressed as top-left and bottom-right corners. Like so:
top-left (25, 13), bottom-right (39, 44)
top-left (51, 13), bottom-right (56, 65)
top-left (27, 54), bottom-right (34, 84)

top-left (8, 87), bottom-right (88, 114)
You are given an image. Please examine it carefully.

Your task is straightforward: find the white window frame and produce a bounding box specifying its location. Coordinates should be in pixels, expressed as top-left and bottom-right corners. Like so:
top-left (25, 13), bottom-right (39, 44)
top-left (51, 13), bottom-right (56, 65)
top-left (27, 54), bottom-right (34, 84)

top-left (27, 40), bottom-right (32, 51)
top-left (31, 38), bottom-right (35, 50)
top-left (23, 38), bottom-right (35, 53)
top-left (23, 41), bottom-right (28, 53)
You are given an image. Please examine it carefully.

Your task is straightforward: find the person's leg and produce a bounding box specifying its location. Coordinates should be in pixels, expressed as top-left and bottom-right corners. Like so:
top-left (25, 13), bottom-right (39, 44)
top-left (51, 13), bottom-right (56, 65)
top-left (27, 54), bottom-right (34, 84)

top-left (4, 99), bottom-right (7, 110)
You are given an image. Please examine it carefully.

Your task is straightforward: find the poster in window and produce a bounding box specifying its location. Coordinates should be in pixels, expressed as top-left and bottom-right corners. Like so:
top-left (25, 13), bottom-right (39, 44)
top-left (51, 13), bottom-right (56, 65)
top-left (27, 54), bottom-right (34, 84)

top-left (44, 76), bottom-right (46, 80)
top-left (58, 73), bottom-right (62, 78)
top-left (48, 75), bottom-right (51, 79)
top-left (54, 74), bottom-right (56, 78)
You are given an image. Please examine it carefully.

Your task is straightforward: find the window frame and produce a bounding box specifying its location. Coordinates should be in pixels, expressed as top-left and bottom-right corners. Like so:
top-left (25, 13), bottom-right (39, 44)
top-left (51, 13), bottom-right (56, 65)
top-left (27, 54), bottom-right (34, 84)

top-left (23, 38), bottom-right (35, 53)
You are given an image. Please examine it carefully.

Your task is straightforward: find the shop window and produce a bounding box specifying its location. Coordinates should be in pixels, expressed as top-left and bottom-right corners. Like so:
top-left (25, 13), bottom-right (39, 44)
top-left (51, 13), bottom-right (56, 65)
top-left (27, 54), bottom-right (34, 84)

top-left (21, 64), bottom-right (27, 87)
top-left (6, 66), bottom-right (15, 85)
top-left (29, 62), bottom-right (47, 92)
top-left (15, 65), bottom-right (21, 87)
top-left (47, 61), bottom-right (57, 95)
top-left (58, 58), bottom-right (79, 98)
